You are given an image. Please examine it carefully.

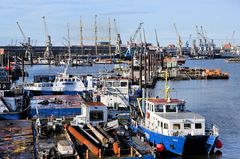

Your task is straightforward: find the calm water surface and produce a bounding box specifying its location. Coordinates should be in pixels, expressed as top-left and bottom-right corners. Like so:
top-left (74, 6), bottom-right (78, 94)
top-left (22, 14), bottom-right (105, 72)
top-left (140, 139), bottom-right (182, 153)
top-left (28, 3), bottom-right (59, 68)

top-left (149, 59), bottom-right (240, 159)
top-left (24, 59), bottom-right (240, 159)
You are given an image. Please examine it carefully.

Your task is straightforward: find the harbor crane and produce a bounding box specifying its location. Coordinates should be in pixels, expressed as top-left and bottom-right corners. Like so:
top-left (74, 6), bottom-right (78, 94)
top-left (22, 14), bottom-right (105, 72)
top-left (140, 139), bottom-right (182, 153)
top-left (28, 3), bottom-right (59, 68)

top-left (130, 22), bottom-right (144, 44)
top-left (113, 19), bottom-right (122, 56)
top-left (16, 21), bottom-right (33, 64)
top-left (42, 16), bottom-right (53, 60)
top-left (196, 25), bottom-right (214, 56)
top-left (155, 29), bottom-right (160, 50)
top-left (124, 22), bottom-right (144, 59)
top-left (173, 23), bottom-right (183, 56)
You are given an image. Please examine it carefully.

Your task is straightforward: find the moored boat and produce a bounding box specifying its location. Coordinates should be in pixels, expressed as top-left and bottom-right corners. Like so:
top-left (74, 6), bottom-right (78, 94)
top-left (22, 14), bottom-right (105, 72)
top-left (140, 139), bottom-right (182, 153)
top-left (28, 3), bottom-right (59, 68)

top-left (129, 70), bottom-right (222, 155)
top-left (24, 73), bottom-right (95, 96)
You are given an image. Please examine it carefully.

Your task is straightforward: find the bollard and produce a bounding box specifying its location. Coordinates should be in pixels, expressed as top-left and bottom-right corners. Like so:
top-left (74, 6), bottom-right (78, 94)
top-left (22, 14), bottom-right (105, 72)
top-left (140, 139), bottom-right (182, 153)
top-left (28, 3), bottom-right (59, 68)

top-left (118, 147), bottom-right (121, 157)
top-left (86, 149), bottom-right (89, 159)
top-left (130, 147), bottom-right (133, 156)
top-left (99, 149), bottom-right (102, 158)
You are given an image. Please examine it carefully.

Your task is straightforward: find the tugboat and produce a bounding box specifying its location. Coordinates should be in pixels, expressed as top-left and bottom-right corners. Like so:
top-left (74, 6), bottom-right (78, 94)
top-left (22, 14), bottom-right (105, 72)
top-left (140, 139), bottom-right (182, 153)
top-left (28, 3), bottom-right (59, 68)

top-left (130, 70), bottom-right (222, 156)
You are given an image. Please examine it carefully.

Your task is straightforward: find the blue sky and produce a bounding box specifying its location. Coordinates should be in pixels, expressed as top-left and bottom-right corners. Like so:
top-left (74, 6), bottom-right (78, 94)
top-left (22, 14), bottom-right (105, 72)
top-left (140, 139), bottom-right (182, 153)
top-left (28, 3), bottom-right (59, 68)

top-left (0, 0), bottom-right (239, 46)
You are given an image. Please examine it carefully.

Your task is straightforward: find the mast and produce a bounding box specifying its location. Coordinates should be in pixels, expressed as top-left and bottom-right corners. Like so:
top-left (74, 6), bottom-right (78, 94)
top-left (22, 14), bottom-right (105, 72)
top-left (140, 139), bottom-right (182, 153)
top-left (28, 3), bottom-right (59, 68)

top-left (163, 70), bottom-right (170, 102)
top-left (94, 15), bottom-right (98, 56)
top-left (108, 18), bottom-right (111, 59)
top-left (64, 23), bottom-right (71, 75)
top-left (80, 16), bottom-right (84, 55)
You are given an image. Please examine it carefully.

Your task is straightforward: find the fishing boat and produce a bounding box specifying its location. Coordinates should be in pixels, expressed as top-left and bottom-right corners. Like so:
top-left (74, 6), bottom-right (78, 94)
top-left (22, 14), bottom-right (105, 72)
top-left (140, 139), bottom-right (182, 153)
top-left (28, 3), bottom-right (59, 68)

top-left (130, 70), bottom-right (222, 155)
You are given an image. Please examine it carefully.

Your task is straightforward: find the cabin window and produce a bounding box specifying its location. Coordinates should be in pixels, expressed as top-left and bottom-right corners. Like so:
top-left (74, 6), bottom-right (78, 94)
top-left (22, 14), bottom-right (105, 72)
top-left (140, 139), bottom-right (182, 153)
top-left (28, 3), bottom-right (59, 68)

top-left (60, 79), bottom-right (63, 82)
top-left (90, 110), bottom-right (104, 121)
top-left (105, 82), bottom-right (112, 87)
top-left (195, 123), bottom-right (202, 129)
top-left (166, 105), bottom-right (177, 112)
top-left (68, 79), bottom-right (71, 82)
top-left (77, 79), bottom-right (80, 82)
top-left (120, 82), bottom-right (127, 87)
top-left (38, 84), bottom-right (42, 87)
top-left (161, 122), bottom-right (163, 127)
top-left (64, 79), bottom-right (68, 82)
top-left (113, 82), bottom-right (120, 87)
top-left (178, 104), bottom-right (185, 112)
top-left (155, 105), bottom-right (163, 112)
top-left (72, 79), bottom-right (75, 82)
top-left (173, 124), bottom-right (181, 130)
top-left (184, 123), bottom-right (191, 129)
top-left (50, 84), bottom-right (53, 87)
top-left (164, 123), bottom-right (168, 129)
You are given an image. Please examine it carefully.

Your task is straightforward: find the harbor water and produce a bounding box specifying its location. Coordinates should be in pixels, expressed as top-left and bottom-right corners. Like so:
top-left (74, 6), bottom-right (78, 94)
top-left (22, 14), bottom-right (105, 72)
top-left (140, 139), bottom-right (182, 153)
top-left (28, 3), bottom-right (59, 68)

top-left (22, 59), bottom-right (239, 159)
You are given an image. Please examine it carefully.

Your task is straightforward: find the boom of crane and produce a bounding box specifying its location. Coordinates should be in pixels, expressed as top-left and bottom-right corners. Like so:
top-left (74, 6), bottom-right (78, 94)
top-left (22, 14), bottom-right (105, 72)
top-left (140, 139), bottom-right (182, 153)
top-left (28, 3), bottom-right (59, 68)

top-left (173, 23), bottom-right (183, 57)
top-left (16, 22), bottom-right (32, 63)
top-left (42, 16), bottom-right (53, 60)
top-left (124, 22), bottom-right (144, 59)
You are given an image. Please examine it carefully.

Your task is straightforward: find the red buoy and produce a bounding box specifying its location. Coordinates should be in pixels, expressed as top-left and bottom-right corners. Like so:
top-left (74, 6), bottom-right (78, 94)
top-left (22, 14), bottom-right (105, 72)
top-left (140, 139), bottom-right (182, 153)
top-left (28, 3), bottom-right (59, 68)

top-left (216, 139), bottom-right (222, 149)
top-left (156, 144), bottom-right (165, 152)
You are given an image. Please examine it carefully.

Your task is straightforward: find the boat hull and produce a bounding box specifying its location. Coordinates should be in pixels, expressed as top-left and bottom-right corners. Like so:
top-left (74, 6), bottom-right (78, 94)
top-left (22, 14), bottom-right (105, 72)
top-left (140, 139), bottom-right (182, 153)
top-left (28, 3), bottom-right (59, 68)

top-left (30, 107), bottom-right (81, 118)
top-left (0, 106), bottom-right (30, 120)
top-left (131, 125), bottom-right (218, 155)
top-left (25, 90), bottom-right (89, 96)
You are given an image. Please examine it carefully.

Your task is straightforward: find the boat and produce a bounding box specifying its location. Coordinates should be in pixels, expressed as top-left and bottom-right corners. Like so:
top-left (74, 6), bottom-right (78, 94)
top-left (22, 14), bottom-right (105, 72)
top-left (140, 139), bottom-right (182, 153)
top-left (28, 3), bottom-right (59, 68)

top-left (29, 94), bottom-right (83, 118)
top-left (24, 73), bottom-right (95, 96)
top-left (129, 70), bottom-right (222, 155)
top-left (24, 33), bottom-right (95, 96)
top-left (0, 68), bottom-right (31, 120)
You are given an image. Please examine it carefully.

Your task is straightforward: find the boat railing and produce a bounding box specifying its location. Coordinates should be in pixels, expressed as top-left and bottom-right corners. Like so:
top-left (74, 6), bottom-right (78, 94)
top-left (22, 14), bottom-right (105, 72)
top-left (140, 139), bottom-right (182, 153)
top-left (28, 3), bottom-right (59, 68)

top-left (205, 124), bottom-right (219, 136)
top-left (212, 124), bottom-right (219, 136)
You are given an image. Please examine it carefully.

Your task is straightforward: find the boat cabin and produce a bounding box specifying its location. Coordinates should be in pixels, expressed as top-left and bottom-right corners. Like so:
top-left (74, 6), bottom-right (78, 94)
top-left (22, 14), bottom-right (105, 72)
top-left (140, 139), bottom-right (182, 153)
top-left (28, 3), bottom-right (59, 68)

top-left (145, 98), bottom-right (205, 136)
top-left (101, 77), bottom-right (129, 96)
top-left (71, 102), bottom-right (108, 127)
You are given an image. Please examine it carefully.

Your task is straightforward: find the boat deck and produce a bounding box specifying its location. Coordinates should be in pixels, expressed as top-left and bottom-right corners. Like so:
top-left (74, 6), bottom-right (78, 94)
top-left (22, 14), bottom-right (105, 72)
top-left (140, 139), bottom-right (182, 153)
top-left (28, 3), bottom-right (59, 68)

top-left (30, 94), bottom-right (84, 109)
top-left (0, 120), bottom-right (35, 158)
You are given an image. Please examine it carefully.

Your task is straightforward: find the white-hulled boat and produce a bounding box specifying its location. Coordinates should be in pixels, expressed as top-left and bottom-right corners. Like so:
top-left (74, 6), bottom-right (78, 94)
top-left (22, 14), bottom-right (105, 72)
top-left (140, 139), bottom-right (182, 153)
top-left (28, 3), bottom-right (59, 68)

top-left (24, 72), bottom-right (95, 96)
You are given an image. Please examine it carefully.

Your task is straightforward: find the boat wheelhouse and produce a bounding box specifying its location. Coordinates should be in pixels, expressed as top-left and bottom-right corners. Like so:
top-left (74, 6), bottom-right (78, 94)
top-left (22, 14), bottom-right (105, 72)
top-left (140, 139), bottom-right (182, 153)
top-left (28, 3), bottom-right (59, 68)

top-left (70, 102), bottom-right (108, 127)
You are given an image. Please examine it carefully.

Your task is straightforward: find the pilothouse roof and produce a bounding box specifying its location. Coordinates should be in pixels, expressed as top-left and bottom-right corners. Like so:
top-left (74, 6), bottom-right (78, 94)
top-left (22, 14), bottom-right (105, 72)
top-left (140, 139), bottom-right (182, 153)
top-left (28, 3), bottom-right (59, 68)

top-left (147, 98), bottom-right (185, 105)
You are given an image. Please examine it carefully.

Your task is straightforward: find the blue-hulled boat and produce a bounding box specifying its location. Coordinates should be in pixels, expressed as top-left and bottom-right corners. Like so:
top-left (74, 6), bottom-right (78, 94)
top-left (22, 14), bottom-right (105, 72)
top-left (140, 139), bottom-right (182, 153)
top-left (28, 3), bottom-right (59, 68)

top-left (29, 94), bottom-right (83, 118)
top-left (130, 70), bottom-right (222, 155)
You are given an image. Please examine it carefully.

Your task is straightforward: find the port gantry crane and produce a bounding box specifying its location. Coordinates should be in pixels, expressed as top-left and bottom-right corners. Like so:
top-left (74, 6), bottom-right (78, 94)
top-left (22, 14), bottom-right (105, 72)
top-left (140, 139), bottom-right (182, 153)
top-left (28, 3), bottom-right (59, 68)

top-left (42, 16), bottom-right (53, 61)
top-left (16, 21), bottom-right (33, 64)
top-left (196, 25), bottom-right (215, 56)
top-left (173, 23), bottom-right (183, 57)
